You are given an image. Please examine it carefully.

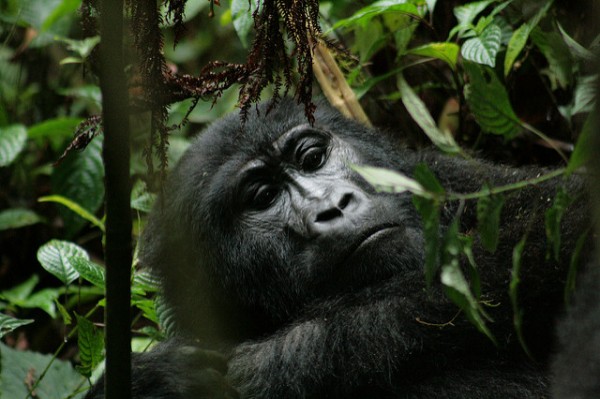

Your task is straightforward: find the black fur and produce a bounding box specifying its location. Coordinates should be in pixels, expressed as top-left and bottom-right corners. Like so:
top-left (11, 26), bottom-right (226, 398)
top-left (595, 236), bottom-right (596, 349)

top-left (87, 99), bottom-right (590, 398)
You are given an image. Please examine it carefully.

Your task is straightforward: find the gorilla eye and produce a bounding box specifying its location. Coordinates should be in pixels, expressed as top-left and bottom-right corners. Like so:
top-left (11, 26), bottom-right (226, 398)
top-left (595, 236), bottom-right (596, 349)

top-left (250, 185), bottom-right (279, 210)
top-left (298, 146), bottom-right (327, 171)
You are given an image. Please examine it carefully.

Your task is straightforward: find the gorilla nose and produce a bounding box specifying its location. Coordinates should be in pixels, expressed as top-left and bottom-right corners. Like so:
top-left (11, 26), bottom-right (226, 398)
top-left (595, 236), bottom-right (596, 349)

top-left (314, 193), bottom-right (353, 223)
top-left (309, 192), bottom-right (362, 237)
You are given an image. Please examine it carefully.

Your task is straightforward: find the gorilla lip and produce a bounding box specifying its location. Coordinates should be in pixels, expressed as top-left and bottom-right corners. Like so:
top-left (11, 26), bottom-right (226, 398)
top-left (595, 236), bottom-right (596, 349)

top-left (349, 224), bottom-right (401, 256)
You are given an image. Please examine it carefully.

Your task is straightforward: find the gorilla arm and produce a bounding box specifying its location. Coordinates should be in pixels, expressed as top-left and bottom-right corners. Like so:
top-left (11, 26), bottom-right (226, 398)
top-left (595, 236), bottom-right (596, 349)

top-left (226, 278), bottom-right (545, 398)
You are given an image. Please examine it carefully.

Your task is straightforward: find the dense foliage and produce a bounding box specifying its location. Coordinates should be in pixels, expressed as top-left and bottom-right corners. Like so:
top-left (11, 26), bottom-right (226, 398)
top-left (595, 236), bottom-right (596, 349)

top-left (0, 0), bottom-right (596, 397)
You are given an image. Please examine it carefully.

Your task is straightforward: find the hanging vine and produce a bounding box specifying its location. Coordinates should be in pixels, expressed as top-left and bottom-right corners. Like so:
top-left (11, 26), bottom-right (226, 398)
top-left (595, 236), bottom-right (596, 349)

top-left (77, 0), bottom-right (325, 181)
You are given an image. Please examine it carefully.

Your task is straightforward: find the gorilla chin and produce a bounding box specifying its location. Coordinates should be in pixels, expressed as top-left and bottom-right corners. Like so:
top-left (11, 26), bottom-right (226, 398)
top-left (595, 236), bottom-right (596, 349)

top-left (86, 97), bottom-right (590, 399)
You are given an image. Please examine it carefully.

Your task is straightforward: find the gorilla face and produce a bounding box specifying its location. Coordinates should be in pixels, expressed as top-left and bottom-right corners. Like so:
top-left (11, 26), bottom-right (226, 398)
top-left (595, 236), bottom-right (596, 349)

top-left (163, 102), bottom-right (424, 325)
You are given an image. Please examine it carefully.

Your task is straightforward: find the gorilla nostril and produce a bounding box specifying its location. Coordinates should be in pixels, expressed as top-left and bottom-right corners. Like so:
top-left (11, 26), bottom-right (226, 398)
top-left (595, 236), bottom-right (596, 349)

top-left (315, 207), bottom-right (343, 223)
top-left (338, 193), bottom-right (354, 210)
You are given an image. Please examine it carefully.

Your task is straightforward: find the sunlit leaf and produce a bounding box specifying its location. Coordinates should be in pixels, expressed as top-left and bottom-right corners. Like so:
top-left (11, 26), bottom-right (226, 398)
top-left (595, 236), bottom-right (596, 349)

top-left (0, 313), bottom-right (34, 339)
top-left (37, 239), bottom-right (88, 284)
top-left (39, 195), bottom-right (105, 232)
top-left (332, 1), bottom-right (420, 31)
top-left (0, 124), bottom-right (27, 167)
top-left (351, 164), bottom-right (430, 197)
top-left (398, 75), bottom-right (460, 153)
top-left (231, 0), bottom-right (260, 48)
top-left (441, 254), bottom-right (495, 343)
top-left (504, 0), bottom-right (553, 76)
top-left (71, 257), bottom-right (106, 289)
top-left (407, 42), bottom-right (460, 70)
top-left (450, 0), bottom-right (495, 38)
top-left (461, 23), bottom-right (502, 67)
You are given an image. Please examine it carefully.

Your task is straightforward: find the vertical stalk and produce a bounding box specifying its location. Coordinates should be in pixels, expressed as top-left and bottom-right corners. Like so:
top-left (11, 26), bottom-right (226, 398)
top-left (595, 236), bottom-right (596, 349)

top-left (99, 1), bottom-right (132, 398)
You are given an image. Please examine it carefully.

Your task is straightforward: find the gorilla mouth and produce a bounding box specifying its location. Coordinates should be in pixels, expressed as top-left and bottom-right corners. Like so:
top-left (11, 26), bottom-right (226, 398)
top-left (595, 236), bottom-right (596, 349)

top-left (348, 224), bottom-right (402, 257)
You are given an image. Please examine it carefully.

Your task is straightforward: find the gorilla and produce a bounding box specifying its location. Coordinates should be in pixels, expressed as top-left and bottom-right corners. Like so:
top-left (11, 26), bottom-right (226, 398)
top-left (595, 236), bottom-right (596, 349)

top-left (87, 98), bottom-right (590, 398)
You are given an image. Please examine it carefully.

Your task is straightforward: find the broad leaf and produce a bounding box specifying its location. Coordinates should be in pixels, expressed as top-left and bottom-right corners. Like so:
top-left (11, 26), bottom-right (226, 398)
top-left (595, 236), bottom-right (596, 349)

top-left (0, 313), bottom-right (34, 339)
top-left (71, 257), bottom-right (106, 289)
top-left (407, 42), bottom-right (460, 70)
top-left (398, 75), bottom-right (460, 153)
top-left (52, 136), bottom-right (104, 236)
top-left (441, 257), bottom-right (495, 343)
top-left (461, 23), bottom-right (502, 67)
top-left (504, 0), bottom-right (553, 76)
top-left (0, 124), bottom-right (27, 167)
top-left (463, 61), bottom-right (521, 137)
top-left (0, 342), bottom-right (86, 399)
top-left (0, 208), bottom-right (43, 230)
top-left (450, 0), bottom-right (495, 38)
top-left (332, 1), bottom-right (420, 31)
top-left (231, 0), bottom-right (260, 48)
top-left (37, 239), bottom-right (88, 284)
top-left (75, 314), bottom-right (104, 378)
top-left (531, 25), bottom-right (574, 89)
top-left (351, 164), bottom-right (430, 197)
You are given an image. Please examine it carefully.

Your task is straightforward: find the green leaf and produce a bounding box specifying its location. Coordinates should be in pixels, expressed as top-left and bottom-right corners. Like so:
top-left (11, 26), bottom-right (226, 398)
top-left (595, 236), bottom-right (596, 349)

top-left (564, 228), bottom-right (590, 304)
top-left (557, 22), bottom-right (595, 61)
top-left (0, 313), bottom-right (34, 339)
top-left (75, 314), bottom-right (104, 378)
top-left (332, 1), bottom-right (420, 31)
top-left (0, 341), bottom-right (86, 399)
top-left (131, 180), bottom-right (157, 213)
top-left (413, 163), bottom-right (445, 196)
top-left (22, 288), bottom-right (59, 317)
top-left (41, 0), bottom-right (81, 32)
top-left (567, 114), bottom-right (595, 174)
top-left (398, 75), bottom-right (460, 153)
top-left (504, 0), bottom-right (553, 76)
top-left (37, 239), bottom-right (89, 284)
top-left (132, 298), bottom-right (158, 324)
top-left (0, 275), bottom-right (39, 303)
top-left (231, 0), bottom-right (260, 48)
top-left (52, 136), bottom-right (104, 236)
top-left (531, 25), bottom-right (574, 89)
top-left (463, 61), bottom-right (521, 137)
top-left (71, 257), bottom-right (106, 289)
top-left (476, 187), bottom-right (505, 252)
top-left (461, 23), bottom-right (502, 67)
top-left (39, 195), bottom-right (105, 232)
top-left (0, 208), bottom-right (44, 230)
top-left (560, 75), bottom-right (597, 120)
top-left (450, 0), bottom-right (496, 38)
top-left (509, 237), bottom-right (532, 357)
top-left (407, 42), bottom-right (460, 70)
top-left (351, 164), bottom-right (431, 197)
top-left (544, 187), bottom-right (573, 261)
top-left (441, 251), bottom-right (495, 343)
top-left (412, 195), bottom-right (440, 287)
top-left (0, 124), bottom-right (27, 167)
